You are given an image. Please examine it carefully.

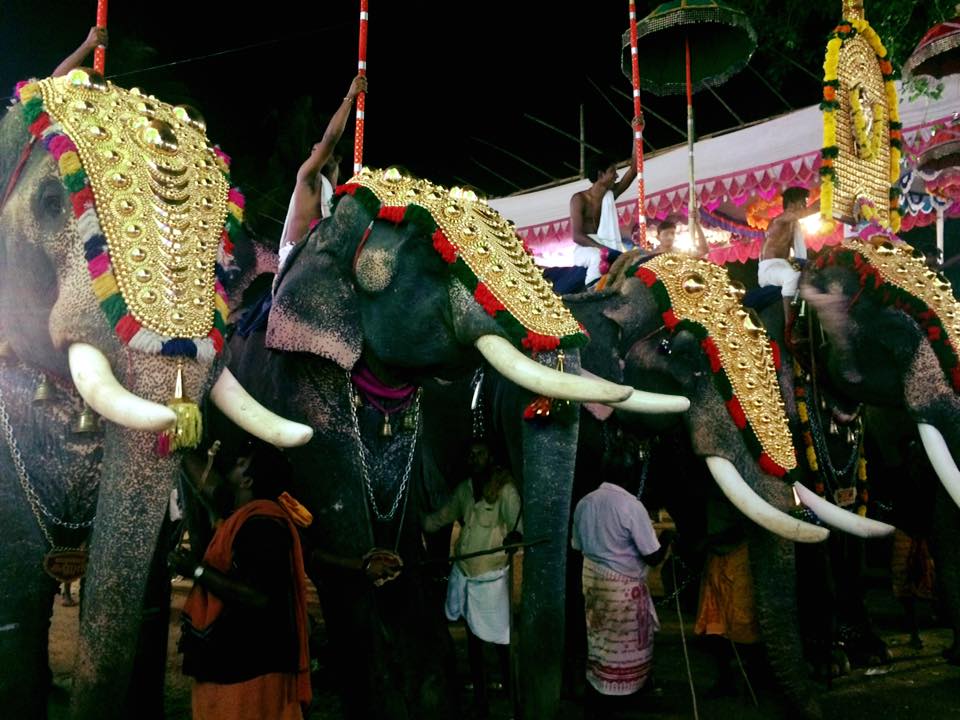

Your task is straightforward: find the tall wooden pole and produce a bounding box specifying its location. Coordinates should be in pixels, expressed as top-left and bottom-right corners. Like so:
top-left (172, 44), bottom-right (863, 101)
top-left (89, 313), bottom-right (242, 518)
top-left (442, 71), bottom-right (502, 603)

top-left (94, 0), bottom-right (108, 74)
top-left (628, 0), bottom-right (647, 247)
top-left (353, 0), bottom-right (369, 174)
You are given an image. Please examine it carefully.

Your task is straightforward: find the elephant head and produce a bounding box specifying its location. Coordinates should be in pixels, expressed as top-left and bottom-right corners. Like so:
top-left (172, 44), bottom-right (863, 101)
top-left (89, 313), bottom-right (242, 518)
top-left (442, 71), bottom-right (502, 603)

top-left (0, 71), bottom-right (309, 717)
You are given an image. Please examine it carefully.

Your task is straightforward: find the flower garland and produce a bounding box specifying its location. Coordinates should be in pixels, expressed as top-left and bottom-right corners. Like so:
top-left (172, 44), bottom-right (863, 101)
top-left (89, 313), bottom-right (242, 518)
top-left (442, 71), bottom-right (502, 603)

top-left (820, 18), bottom-right (902, 233)
top-left (14, 81), bottom-right (241, 364)
top-left (793, 360), bottom-right (870, 515)
top-left (629, 261), bottom-right (796, 481)
top-left (333, 183), bottom-right (587, 353)
top-left (814, 243), bottom-right (960, 393)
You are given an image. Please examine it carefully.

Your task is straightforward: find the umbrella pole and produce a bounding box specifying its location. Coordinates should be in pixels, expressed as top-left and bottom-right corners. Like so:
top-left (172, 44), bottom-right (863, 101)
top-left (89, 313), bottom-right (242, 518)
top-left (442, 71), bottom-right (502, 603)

top-left (685, 34), bottom-right (697, 240)
top-left (353, 0), bottom-right (369, 174)
top-left (628, 0), bottom-right (647, 248)
top-left (94, 0), bottom-right (108, 74)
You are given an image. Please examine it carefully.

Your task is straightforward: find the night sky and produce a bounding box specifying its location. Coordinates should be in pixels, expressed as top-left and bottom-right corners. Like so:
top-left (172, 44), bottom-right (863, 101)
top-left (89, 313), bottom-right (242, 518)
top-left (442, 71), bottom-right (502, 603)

top-left (0, 1), bottom-right (913, 220)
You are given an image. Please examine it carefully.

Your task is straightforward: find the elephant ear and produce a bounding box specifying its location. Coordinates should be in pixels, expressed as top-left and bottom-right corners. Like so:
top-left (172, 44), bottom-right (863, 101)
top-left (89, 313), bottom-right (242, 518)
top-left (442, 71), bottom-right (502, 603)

top-left (265, 196), bottom-right (368, 370)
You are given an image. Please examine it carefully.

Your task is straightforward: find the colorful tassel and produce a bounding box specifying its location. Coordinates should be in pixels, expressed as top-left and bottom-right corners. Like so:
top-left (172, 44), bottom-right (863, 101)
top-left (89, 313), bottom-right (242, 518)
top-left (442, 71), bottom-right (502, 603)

top-left (156, 363), bottom-right (202, 454)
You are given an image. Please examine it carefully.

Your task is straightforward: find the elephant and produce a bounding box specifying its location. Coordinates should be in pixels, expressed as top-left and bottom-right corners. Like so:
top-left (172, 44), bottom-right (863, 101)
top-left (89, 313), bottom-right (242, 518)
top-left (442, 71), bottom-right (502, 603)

top-left (210, 168), bottom-right (689, 719)
top-left (800, 234), bottom-right (960, 663)
top-left (0, 71), bottom-right (311, 719)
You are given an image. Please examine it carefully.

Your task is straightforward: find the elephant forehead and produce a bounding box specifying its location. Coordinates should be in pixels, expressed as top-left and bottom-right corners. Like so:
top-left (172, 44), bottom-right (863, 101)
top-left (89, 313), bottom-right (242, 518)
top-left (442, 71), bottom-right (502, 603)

top-left (640, 253), bottom-right (795, 471)
top-left (355, 246), bottom-right (396, 293)
top-left (35, 72), bottom-right (228, 340)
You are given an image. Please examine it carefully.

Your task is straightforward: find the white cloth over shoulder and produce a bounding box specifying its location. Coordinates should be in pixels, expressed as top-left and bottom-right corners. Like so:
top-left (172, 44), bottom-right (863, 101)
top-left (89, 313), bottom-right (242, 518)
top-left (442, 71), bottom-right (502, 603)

top-left (758, 258), bottom-right (800, 297)
top-left (793, 223), bottom-right (807, 261)
top-left (445, 563), bottom-right (511, 645)
top-left (573, 191), bottom-right (624, 285)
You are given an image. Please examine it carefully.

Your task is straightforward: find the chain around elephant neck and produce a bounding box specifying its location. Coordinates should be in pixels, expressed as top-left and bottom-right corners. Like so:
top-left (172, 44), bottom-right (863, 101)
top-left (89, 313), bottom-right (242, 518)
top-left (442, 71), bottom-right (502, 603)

top-left (0, 381), bottom-right (95, 548)
top-left (348, 381), bottom-right (421, 522)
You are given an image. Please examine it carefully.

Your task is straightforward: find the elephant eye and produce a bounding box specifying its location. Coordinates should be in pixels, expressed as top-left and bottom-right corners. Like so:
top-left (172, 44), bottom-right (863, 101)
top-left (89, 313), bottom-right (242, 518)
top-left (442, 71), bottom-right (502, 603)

top-left (657, 338), bottom-right (672, 356)
top-left (42, 194), bottom-right (63, 215)
top-left (35, 179), bottom-right (66, 219)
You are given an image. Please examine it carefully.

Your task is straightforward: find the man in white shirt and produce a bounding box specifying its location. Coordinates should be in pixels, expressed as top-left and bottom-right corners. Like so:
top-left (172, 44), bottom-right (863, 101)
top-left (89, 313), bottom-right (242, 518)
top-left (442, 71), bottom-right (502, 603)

top-left (572, 437), bottom-right (673, 718)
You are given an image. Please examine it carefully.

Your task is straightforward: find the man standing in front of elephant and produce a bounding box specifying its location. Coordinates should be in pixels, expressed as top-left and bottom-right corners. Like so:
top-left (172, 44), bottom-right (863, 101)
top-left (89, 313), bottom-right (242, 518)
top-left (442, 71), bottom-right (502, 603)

top-left (423, 441), bottom-right (522, 718)
top-left (571, 435), bottom-right (674, 718)
top-left (171, 442), bottom-right (313, 720)
top-left (278, 74), bottom-right (367, 270)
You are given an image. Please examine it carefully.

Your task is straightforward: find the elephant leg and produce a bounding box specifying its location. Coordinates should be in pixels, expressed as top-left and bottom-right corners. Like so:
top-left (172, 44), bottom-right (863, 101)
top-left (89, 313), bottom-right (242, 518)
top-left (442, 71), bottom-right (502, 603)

top-left (69, 426), bottom-right (178, 720)
top-left (932, 484), bottom-right (960, 661)
top-left (748, 522), bottom-right (823, 720)
top-left (0, 479), bottom-right (58, 720)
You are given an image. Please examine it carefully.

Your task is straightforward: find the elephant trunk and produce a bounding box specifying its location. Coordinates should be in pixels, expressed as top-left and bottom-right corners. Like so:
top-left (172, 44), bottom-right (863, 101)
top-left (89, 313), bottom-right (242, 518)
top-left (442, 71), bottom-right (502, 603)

top-left (747, 517), bottom-right (824, 720)
top-left (509, 350), bottom-right (582, 720)
top-left (69, 421), bottom-right (180, 720)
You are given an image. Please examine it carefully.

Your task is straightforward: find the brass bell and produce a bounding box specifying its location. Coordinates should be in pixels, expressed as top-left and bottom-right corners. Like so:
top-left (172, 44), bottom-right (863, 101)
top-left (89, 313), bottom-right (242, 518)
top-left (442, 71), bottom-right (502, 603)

top-left (353, 390), bottom-right (363, 409)
top-left (847, 427), bottom-right (857, 445)
top-left (72, 404), bottom-right (100, 434)
top-left (33, 374), bottom-right (54, 403)
top-left (381, 414), bottom-right (393, 438)
top-left (402, 410), bottom-right (418, 433)
top-left (829, 418), bottom-right (839, 436)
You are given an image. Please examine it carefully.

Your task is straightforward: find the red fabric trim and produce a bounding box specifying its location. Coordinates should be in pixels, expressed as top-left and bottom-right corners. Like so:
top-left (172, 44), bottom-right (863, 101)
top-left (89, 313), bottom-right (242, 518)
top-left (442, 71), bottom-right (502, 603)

top-left (28, 114), bottom-right (51, 137)
top-left (474, 282), bottom-right (506, 316)
top-left (115, 315), bottom-right (141, 343)
top-left (635, 267), bottom-right (657, 287)
top-left (701, 337), bottom-right (723, 374)
top-left (432, 228), bottom-right (458, 263)
top-left (71, 186), bottom-right (95, 217)
top-left (759, 453), bottom-right (786, 478)
top-left (209, 328), bottom-right (224, 353)
top-left (725, 396), bottom-right (747, 429)
top-left (770, 340), bottom-right (781, 371)
top-left (522, 332), bottom-right (561, 353)
top-left (662, 309), bottom-right (679, 330)
top-left (335, 183), bottom-right (360, 197)
top-left (220, 229), bottom-right (234, 255)
top-left (377, 205), bottom-right (406, 224)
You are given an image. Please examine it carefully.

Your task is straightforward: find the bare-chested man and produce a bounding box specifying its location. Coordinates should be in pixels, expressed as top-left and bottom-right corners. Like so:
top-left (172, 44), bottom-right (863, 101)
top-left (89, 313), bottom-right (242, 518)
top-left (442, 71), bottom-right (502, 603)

top-left (654, 212), bottom-right (708, 257)
top-left (278, 75), bottom-right (367, 270)
top-left (758, 187), bottom-right (813, 317)
top-left (569, 119), bottom-right (641, 284)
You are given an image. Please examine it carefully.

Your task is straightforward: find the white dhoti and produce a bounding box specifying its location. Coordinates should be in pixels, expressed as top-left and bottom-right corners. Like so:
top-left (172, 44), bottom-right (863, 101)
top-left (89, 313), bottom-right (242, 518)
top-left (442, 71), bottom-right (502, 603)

top-left (278, 175), bottom-right (334, 273)
top-left (573, 190), bottom-right (624, 284)
top-left (444, 563), bottom-right (510, 645)
top-left (758, 258), bottom-right (800, 297)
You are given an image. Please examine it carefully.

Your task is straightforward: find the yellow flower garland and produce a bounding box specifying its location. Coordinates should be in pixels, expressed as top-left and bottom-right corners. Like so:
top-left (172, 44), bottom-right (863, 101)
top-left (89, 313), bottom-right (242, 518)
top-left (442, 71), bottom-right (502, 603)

top-left (820, 17), bottom-right (901, 233)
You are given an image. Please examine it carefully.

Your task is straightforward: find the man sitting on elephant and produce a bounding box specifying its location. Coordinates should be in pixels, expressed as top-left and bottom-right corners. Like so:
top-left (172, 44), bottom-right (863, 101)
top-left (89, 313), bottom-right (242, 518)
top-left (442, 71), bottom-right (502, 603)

top-left (278, 74), bottom-right (367, 271)
top-left (758, 186), bottom-right (814, 320)
top-left (172, 441), bottom-right (313, 720)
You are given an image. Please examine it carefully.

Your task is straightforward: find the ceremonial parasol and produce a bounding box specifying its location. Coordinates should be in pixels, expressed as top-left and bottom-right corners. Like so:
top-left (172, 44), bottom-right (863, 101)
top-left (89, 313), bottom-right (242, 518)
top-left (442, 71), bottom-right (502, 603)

top-left (622, 0), bottom-right (756, 241)
top-left (903, 6), bottom-right (960, 80)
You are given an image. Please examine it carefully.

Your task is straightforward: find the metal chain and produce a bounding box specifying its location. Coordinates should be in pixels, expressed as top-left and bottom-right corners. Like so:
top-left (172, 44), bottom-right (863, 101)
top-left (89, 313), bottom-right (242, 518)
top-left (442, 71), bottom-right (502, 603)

top-left (0, 383), bottom-right (96, 545)
top-left (349, 383), bottom-right (420, 522)
top-left (806, 383), bottom-right (861, 491)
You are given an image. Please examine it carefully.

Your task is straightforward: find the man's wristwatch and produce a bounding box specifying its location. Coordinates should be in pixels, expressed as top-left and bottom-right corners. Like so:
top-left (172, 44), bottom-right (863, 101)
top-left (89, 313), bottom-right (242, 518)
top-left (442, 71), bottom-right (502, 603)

top-left (193, 565), bottom-right (205, 580)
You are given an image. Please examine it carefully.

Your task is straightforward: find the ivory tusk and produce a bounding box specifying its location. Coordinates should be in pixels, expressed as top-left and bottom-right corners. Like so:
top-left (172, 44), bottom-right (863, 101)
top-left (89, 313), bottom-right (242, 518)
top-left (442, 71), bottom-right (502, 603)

top-left (68, 343), bottom-right (177, 432)
top-left (705, 456), bottom-right (829, 543)
top-left (917, 423), bottom-right (960, 509)
top-left (210, 368), bottom-right (313, 448)
top-left (793, 482), bottom-right (895, 538)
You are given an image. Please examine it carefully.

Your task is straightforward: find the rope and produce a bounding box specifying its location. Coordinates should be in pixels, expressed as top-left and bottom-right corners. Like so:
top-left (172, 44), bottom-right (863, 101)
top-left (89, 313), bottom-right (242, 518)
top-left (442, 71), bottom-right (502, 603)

top-left (730, 639), bottom-right (759, 707)
top-left (672, 557), bottom-right (700, 720)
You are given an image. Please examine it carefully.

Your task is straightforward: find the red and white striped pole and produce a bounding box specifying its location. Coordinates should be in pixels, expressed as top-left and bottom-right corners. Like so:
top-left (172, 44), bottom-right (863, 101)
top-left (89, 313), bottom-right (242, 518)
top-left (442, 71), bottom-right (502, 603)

top-left (353, 0), bottom-right (369, 174)
top-left (94, 0), bottom-right (108, 74)
top-left (628, 0), bottom-right (647, 249)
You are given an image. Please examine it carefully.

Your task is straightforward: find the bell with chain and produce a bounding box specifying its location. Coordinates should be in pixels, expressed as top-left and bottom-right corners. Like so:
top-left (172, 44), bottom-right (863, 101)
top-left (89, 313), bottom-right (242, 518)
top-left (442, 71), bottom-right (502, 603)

top-left (353, 389), bottom-right (363, 410)
top-left (829, 417), bottom-right (839, 436)
top-left (847, 427), bottom-right (857, 445)
top-left (381, 413), bottom-right (393, 438)
top-left (72, 403), bottom-right (100, 434)
top-left (33, 374), bottom-right (53, 403)
top-left (402, 408), bottom-right (417, 432)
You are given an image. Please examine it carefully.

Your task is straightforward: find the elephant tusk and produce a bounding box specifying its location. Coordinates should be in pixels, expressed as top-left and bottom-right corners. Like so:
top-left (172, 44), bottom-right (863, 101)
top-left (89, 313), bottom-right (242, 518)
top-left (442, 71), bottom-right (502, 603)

top-left (705, 456), bottom-right (829, 544)
top-left (917, 423), bottom-right (960, 509)
top-left (210, 368), bottom-right (313, 448)
top-left (476, 335), bottom-right (688, 412)
top-left (793, 482), bottom-right (895, 538)
top-left (68, 343), bottom-right (177, 432)
top-left (577, 367), bottom-right (691, 414)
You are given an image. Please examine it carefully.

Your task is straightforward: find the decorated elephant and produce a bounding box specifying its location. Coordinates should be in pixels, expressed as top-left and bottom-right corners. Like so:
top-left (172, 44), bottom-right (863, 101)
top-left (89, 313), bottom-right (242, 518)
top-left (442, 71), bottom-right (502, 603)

top-left (213, 168), bottom-right (689, 719)
top-left (801, 226), bottom-right (960, 663)
top-left (0, 70), bottom-right (312, 719)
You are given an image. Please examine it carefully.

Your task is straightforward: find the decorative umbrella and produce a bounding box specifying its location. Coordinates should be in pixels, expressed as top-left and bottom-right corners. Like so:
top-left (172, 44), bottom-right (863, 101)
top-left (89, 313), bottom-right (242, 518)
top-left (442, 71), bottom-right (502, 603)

top-left (903, 6), bottom-right (960, 80)
top-left (622, 0), bottom-right (756, 240)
